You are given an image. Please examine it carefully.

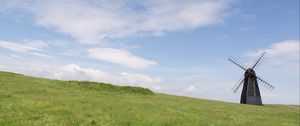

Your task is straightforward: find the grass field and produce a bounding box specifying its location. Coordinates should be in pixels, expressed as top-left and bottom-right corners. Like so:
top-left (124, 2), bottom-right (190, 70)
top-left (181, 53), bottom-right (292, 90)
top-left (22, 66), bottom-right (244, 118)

top-left (0, 71), bottom-right (299, 126)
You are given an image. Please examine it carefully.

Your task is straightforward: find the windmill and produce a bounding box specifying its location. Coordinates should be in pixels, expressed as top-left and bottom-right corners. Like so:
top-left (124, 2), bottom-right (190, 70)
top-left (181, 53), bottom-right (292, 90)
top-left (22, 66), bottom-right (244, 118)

top-left (228, 52), bottom-right (274, 105)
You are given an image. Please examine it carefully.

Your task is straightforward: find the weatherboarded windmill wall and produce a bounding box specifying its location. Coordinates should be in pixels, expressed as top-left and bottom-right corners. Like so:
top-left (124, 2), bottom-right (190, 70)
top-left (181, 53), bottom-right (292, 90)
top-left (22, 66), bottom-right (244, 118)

top-left (228, 52), bottom-right (274, 105)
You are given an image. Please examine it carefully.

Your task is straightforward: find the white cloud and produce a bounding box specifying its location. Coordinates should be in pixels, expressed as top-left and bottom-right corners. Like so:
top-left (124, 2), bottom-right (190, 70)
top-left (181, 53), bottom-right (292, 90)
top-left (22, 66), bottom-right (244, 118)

top-left (183, 85), bottom-right (196, 92)
top-left (245, 40), bottom-right (299, 74)
top-left (246, 40), bottom-right (299, 58)
top-left (87, 48), bottom-right (157, 69)
top-left (2, 0), bottom-right (233, 44)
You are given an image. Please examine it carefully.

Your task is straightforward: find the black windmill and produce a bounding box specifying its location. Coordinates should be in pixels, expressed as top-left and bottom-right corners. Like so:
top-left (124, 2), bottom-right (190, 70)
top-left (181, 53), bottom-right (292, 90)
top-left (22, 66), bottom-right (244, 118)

top-left (228, 52), bottom-right (274, 105)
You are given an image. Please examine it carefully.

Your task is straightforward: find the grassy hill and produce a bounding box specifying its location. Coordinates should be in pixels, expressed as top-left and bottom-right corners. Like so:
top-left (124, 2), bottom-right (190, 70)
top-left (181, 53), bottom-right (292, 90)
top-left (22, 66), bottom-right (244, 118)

top-left (0, 71), bottom-right (299, 126)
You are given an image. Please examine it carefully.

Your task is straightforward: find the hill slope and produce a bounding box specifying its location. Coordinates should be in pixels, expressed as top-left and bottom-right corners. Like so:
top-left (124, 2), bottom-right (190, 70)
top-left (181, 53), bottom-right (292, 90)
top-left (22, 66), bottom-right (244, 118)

top-left (0, 71), bottom-right (299, 126)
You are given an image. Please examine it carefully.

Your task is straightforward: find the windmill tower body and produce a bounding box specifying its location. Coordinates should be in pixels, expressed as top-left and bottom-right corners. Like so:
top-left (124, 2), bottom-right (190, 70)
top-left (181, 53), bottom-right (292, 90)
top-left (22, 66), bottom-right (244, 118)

top-left (240, 69), bottom-right (262, 105)
top-left (228, 52), bottom-right (274, 105)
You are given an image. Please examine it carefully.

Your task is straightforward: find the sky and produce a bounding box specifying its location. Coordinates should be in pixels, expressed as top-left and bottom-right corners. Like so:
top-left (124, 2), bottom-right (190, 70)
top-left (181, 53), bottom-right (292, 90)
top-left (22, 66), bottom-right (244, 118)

top-left (0, 0), bottom-right (299, 104)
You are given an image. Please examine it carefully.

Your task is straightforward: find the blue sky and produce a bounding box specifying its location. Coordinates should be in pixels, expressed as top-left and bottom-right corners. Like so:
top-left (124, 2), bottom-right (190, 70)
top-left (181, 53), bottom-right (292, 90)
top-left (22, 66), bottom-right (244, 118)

top-left (0, 0), bottom-right (299, 104)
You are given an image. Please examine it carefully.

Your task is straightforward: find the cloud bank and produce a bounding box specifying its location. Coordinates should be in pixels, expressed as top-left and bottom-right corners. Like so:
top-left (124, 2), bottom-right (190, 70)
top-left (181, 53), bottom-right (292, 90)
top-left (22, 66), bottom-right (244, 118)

top-left (0, 54), bottom-right (162, 91)
top-left (51, 64), bottom-right (162, 90)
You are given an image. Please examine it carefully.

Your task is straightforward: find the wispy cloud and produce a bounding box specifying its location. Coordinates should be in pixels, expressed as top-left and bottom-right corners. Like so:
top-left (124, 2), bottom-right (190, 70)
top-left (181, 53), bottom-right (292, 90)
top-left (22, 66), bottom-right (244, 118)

top-left (0, 40), bottom-right (58, 58)
top-left (2, 0), bottom-right (234, 44)
top-left (0, 40), bottom-right (44, 53)
top-left (87, 48), bottom-right (157, 69)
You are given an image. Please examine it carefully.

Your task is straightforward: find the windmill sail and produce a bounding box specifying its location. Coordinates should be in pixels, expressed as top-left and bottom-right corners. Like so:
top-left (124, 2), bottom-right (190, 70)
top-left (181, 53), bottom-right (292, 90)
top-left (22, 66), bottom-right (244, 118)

top-left (232, 77), bottom-right (244, 93)
top-left (256, 76), bottom-right (274, 90)
top-left (228, 58), bottom-right (247, 71)
top-left (252, 52), bottom-right (266, 70)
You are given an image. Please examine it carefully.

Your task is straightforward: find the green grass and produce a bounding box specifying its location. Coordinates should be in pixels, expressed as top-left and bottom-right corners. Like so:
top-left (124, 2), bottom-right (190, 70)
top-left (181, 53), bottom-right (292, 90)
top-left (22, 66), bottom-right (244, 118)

top-left (0, 71), bottom-right (299, 126)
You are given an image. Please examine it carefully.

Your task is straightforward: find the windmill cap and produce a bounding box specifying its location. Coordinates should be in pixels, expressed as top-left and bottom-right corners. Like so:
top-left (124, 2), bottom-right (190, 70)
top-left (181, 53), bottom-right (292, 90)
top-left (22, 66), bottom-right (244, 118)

top-left (245, 68), bottom-right (256, 76)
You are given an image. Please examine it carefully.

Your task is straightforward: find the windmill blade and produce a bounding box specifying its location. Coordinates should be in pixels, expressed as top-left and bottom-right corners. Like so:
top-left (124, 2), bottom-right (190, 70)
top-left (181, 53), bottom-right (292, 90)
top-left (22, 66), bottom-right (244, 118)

top-left (231, 77), bottom-right (245, 93)
top-left (252, 52), bottom-right (266, 69)
top-left (256, 76), bottom-right (274, 90)
top-left (228, 58), bottom-right (247, 71)
top-left (253, 56), bottom-right (266, 71)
